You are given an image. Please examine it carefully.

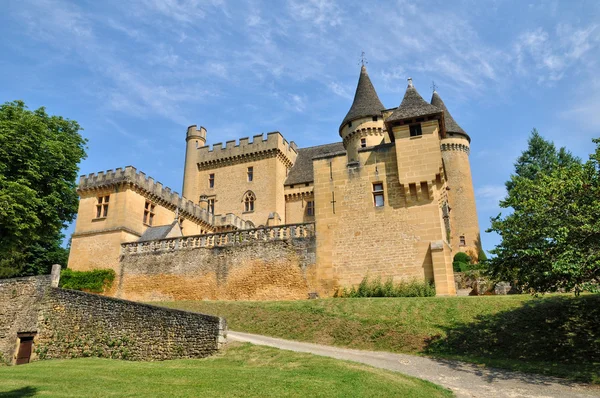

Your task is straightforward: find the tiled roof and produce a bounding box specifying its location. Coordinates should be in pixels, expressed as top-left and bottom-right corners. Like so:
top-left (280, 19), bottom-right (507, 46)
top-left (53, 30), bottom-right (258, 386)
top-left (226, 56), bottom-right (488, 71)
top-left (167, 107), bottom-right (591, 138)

top-left (430, 91), bottom-right (470, 141)
top-left (138, 221), bottom-right (179, 242)
top-left (386, 79), bottom-right (441, 123)
top-left (284, 142), bottom-right (346, 186)
top-left (340, 66), bottom-right (386, 131)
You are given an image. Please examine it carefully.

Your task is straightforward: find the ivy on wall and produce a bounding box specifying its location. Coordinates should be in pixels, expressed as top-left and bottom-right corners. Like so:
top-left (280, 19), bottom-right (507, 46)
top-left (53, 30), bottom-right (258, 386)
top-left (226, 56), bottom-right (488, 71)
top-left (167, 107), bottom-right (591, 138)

top-left (59, 269), bottom-right (115, 293)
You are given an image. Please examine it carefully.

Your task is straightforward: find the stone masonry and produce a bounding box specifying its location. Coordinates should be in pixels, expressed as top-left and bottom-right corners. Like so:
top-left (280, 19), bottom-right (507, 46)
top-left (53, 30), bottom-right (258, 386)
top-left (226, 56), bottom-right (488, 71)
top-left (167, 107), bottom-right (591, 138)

top-left (0, 270), bottom-right (225, 365)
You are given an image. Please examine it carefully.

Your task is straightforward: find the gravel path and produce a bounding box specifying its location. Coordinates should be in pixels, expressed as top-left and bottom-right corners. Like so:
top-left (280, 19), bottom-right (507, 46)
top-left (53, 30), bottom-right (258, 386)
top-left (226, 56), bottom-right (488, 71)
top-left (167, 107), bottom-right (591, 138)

top-left (228, 331), bottom-right (599, 398)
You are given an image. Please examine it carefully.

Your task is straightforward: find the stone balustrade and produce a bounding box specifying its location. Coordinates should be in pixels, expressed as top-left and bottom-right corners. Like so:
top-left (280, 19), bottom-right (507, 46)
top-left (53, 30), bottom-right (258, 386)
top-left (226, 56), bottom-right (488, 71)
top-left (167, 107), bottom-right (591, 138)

top-left (121, 223), bottom-right (315, 255)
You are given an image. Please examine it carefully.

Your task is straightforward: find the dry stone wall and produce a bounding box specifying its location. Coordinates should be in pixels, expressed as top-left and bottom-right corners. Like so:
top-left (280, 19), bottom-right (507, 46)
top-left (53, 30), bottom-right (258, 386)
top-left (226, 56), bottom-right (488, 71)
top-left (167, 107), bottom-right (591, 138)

top-left (0, 274), bottom-right (225, 365)
top-left (0, 276), bottom-right (50, 364)
top-left (36, 288), bottom-right (225, 361)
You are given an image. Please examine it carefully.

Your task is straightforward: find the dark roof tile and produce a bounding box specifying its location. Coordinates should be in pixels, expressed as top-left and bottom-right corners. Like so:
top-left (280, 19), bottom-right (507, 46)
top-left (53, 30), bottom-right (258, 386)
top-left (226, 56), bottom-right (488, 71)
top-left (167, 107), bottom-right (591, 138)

top-left (285, 142), bottom-right (345, 185)
top-left (138, 221), bottom-right (179, 242)
top-left (430, 91), bottom-right (470, 141)
top-left (387, 79), bottom-right (441, 122)
top-left (340, 66), bottom-right (385, 132)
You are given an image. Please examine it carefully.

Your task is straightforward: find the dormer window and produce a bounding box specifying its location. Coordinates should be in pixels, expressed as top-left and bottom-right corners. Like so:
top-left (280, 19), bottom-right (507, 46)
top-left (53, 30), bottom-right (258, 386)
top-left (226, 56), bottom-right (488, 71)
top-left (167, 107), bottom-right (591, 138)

top-left (410, 124), bottom-right (422, 137)
top-left (372, 116), bottom-right (378, 122)
top-left (347, 121), bottom-right (352, 128)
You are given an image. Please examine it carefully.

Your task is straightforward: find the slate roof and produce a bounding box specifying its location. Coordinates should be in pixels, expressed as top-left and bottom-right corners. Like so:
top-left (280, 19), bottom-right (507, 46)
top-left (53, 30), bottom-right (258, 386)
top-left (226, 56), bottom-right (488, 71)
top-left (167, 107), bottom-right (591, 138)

top-left (386, 79), bottom-right (441, 123)
top-left (340, 66), bottom-right (386, 132)
top-left (430, 91), bottom-right (470, 141)
top-left (138, 221), bottom-right (179, 242)
top-left (284, 142), bottom-right (346, 186)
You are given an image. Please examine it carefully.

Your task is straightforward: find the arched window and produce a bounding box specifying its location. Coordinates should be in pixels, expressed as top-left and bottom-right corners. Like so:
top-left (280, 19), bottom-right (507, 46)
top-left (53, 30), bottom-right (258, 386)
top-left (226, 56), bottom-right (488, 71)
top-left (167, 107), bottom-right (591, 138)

top-left (243, 191), bottom-right (256, 212)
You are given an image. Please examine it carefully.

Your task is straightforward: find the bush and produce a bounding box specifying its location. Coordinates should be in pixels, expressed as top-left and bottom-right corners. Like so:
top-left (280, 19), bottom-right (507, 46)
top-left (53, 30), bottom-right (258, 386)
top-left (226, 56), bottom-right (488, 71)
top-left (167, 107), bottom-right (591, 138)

top-left (336, 276), bottom-right (436, 298)
top-left (59, 268), bottom-right (116, 293)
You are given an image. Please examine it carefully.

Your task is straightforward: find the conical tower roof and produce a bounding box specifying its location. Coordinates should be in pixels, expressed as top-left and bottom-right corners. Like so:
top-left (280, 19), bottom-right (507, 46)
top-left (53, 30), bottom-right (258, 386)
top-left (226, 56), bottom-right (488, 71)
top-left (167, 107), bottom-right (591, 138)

top-left (387, 78), bottom-right (441, 123)
top-left (430, 91), bottom-right (469, 141)
top-left (340, 65), bottom-right (385, 132)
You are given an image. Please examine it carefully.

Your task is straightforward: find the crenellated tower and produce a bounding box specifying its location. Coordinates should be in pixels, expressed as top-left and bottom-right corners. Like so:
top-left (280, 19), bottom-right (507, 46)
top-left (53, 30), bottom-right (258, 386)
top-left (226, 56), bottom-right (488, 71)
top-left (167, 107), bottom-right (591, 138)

top-left (433, 91), bottom-right (481, 255)
top-left (339, 65), bottom-right (386, 162)
top-left (182, 125), bottom-right (206, 201)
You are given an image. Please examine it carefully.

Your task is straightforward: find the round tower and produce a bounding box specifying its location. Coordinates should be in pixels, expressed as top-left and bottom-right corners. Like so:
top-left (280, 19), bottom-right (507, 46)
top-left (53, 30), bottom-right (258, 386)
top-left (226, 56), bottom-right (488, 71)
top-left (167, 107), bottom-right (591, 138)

top-left (182, 125), bottom-right (206, 201)
top-left (339, 65), bottom-right (386, 162)
top-left (433, 91), bottom-right (481, 256)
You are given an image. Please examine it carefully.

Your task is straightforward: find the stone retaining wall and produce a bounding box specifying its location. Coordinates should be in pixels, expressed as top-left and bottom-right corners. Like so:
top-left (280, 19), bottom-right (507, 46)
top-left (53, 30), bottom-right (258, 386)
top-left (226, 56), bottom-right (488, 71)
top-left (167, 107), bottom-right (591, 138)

top-left (0, 273), bottom-right (225, 365)
top-left (117, 233), bottom-right (317, 301)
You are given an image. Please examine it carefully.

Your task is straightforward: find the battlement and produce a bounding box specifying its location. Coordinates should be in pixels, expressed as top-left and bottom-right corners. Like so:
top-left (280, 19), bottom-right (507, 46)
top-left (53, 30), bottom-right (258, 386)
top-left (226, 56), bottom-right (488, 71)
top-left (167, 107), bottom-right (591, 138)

top-left (196, 131), bottom-right (298, 167)
top-left (77, 166), bottom-right (250, 229)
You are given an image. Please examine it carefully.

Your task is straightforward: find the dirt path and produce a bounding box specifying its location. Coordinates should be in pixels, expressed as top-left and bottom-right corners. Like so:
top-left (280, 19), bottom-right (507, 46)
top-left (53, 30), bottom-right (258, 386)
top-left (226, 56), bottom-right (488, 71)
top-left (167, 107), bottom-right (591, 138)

top-left (228, 331), bottom-right (599, 398)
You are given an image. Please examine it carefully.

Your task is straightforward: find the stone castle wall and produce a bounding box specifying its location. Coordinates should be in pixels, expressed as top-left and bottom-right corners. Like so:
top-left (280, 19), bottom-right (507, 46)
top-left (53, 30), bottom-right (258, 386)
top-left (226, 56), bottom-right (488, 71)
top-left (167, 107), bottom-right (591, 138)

top-left (0, 274), bottom-right (225, 365)
top-left (117, 224), bottom-right (316, 301)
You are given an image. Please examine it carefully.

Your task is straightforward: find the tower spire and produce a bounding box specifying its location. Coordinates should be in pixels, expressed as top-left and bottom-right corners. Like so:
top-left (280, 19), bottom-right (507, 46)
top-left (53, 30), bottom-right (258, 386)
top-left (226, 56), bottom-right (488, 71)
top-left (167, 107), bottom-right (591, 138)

top-left (430, 90), bottom-right (470, 141)
top-left (339, 63), bottom-right (385, 134)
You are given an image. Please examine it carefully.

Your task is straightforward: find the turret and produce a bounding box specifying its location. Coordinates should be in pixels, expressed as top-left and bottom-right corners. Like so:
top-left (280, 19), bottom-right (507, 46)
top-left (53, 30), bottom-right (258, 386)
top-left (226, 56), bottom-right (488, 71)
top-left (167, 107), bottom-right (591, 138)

top-left (339, 65), bottom-right (386, 162)
top-left (182, 125), bottom-right (207, 201)
top-left (433, 91), bottom-right (481, 255)
top-left (385, 78), bottom-right (444, 199)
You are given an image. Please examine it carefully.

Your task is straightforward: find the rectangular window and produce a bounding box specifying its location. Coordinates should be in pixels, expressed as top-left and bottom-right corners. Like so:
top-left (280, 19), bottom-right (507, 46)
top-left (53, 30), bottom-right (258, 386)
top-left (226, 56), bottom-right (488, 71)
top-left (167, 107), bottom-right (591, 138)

top-left (360, 138), bottom-right (367, 148)
top-left (373, 183), bottom-right (384, 207)
top-left (372, 116), bottom-right (378, 122)
top-left (208, 198), bottom-right (215, 214)
top-left (410, 124), bottom-right (422, 137)
top-left (306, 200), bottom-right (315, 216)
top-left (95, 195), bottom-right (109, 218)
top-left (209, 173), bottom-right (215, 189)
top-left (459, 235), bottom-right (466, 246)
top-left (143, 201), bottom-right (156, 226)
top-left (247, 167), bottom-right (253, 182)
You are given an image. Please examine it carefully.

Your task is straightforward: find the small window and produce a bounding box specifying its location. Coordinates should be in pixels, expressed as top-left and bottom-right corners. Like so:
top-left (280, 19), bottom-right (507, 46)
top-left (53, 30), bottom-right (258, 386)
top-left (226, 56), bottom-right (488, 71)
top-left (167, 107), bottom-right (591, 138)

top-left (347, 121), bottom-right (352, 128)
top-left (372, 116), bottom-right (378, 122)
top-left (143, 201), bottom-right (156, 226)
top-left (306, 200), bottom-right (315, 216)
top-left (247, 167), bottom-right (254, 182)
top-left (208, 198), bottom-right (215, 214)
top-left (373, 183), bottom-right (384, 207)
top-left (209, 174), bottom-right (215, 188)
top-left (459, 235), bottom-right (466, 247)
top-left (410, 124), bottom-right (422, 137)
top-left (243, 191), bottom-right (256, 212)
top-left (360, 138), bottom-right (367, 148)
top-left (95, 195), bottom-right (110, 218)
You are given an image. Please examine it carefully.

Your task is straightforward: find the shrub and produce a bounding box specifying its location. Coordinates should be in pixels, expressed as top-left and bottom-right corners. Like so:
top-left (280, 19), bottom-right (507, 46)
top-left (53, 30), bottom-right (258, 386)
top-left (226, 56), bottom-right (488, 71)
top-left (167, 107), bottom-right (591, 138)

top-left (59, 268), bottom-right (116, 293)
top-left (336, 276), bottom-right (436, 298)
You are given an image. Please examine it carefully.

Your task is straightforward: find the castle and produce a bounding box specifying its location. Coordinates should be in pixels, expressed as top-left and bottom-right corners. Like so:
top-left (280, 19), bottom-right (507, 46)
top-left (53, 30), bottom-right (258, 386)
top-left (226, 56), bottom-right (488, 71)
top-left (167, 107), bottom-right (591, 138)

top-left (67, 65), bottom-right (480, 299)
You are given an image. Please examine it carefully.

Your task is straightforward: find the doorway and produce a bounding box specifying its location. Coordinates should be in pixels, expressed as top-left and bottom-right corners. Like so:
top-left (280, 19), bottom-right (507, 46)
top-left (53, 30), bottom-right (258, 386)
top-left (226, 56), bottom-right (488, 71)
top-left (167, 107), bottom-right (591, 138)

top-left (16, 332), bottom-right (36, 365)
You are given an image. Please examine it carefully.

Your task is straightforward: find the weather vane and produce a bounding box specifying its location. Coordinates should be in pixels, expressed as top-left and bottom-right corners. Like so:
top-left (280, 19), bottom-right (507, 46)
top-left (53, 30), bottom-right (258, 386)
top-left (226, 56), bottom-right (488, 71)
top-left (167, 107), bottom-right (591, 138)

top-left (359, 51), bottom-right (368, 67)
top-left (431, 80), bottom-right (438, 92)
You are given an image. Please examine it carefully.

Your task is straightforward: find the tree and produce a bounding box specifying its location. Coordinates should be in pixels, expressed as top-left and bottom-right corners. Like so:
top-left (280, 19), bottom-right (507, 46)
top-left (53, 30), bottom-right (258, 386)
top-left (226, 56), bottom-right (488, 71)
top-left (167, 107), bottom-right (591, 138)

top-left (487, 130), bottom-right (599, 294)
top-left (0, 101), bottom-right (87, 277)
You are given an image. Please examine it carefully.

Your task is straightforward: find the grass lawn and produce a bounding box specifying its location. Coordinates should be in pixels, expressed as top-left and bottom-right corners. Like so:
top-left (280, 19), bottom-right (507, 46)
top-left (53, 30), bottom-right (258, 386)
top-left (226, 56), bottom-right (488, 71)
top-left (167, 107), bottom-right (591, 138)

top-left (158, 294), bottom-right (600, 384)
top-left (0, 343), bottom-right (451, 397)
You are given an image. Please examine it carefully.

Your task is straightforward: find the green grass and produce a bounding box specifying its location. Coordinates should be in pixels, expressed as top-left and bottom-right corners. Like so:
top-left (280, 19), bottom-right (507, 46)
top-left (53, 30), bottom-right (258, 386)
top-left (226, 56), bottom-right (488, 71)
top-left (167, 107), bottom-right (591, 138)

top-left (158, 294), bottom-right (600, 384)
top-left (0, 343), bottom-right (451, 397)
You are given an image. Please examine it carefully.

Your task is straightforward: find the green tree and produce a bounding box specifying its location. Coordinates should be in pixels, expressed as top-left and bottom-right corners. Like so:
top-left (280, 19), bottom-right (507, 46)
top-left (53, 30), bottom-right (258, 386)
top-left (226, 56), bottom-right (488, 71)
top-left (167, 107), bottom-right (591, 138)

top-left (487, 131), bottom-right (599, 294)
top-left (0, 100), bottom-right (86, 277)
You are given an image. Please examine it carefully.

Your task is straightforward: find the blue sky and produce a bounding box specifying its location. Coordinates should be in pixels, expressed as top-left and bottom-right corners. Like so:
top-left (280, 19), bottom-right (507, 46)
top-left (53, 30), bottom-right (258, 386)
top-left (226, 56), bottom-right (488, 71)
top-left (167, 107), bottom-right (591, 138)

top-left (1, 0), bottom-right (599, 252)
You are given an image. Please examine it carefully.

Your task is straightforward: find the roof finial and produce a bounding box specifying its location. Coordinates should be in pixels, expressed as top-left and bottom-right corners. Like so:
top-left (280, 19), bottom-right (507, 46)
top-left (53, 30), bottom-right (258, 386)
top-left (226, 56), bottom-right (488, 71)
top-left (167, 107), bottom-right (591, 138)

top-left (431, 80), bottom-right (437, 93)
top-left (407, 77), bottom-right (413, 87)
top-left (359, 51), bottom-right (368, 68)
top-left (174, 207), bottom-right (180, 222)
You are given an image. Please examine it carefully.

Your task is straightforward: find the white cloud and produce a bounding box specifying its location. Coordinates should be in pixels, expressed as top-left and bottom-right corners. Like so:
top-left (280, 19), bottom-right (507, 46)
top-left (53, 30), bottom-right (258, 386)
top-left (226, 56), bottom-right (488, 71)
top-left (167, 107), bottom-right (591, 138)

top-left (476, 184), bottom-right (506, 211)
top-left (328, 82), bottom-right (352, 99)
